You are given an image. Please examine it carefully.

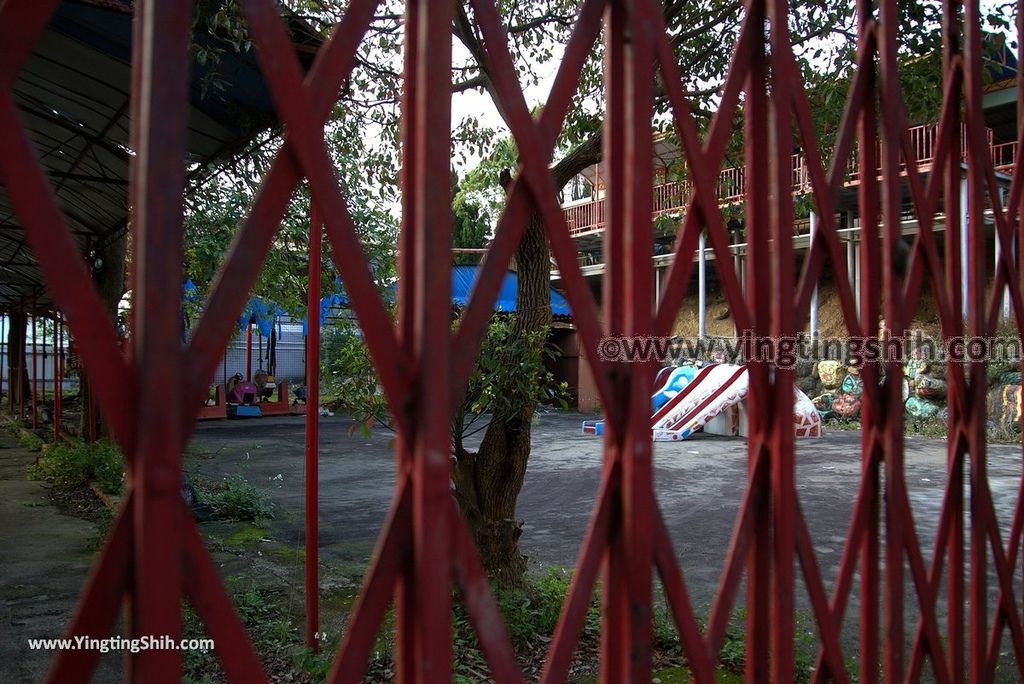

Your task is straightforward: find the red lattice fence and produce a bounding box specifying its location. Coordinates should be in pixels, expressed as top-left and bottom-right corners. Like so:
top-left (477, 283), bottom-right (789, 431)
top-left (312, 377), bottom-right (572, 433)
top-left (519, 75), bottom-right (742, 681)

top-left (1, 0), bottom-right (1023, 681)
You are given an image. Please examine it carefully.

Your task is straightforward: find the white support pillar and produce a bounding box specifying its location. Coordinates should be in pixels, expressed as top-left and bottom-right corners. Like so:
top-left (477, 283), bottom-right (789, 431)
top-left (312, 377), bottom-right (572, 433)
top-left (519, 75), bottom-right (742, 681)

top-left (997, 184), bottom-right (1011, 322)
top-left (809, 211), bottom-right (819, 339)
top-left (847, 219), bottom-right (859, 318)
top-left (852, 240), bottom-right (861, 320)
top-left (961, 174), bottom-right (969, 320)
top-left (698, 231), bottom-right (707, 340)
top-left (734, 252), bottom-right (742, 337)
top-left (654, 265), bottom-right (661, 309)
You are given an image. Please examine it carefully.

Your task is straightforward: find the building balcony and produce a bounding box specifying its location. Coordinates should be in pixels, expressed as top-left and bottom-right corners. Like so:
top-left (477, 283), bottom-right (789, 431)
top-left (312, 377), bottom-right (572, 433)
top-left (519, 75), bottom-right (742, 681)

top-left (561, 122), bottom-right (1017, 237)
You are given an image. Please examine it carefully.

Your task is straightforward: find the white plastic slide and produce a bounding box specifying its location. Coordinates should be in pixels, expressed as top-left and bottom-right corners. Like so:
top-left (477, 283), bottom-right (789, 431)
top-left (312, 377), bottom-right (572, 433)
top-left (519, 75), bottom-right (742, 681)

top-left (651, 364), bottom-right (749, 441)
top-left (582, 363), bottom-right (823, 441)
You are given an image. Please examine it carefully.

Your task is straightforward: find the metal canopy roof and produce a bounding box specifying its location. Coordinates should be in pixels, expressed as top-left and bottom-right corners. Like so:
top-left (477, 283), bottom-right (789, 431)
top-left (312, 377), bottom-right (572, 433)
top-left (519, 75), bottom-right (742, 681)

top-left (0, 0), bottom-right (319, 311)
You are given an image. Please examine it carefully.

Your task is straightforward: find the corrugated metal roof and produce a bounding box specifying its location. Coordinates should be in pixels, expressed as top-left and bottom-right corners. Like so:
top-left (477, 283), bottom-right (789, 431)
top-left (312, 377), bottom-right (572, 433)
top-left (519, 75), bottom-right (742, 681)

top-left (0, 0), bottom-right (320, 311)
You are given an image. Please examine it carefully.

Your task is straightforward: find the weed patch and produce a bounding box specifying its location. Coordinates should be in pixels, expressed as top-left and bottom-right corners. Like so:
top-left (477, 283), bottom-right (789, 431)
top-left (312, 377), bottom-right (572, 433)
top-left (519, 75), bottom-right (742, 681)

top-left (195, 475), bottom-right (274, 523)
top-left (29, 439), bottom-right (123, 495)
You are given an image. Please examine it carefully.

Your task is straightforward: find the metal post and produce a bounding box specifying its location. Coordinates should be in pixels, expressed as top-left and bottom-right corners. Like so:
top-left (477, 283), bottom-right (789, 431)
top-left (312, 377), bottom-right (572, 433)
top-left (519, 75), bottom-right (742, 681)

top-left (52, 315), bottom-right (58, 440)
top-left (851, 239), bottom-right (861, 319)
top-left (88, 380), bottom-right (96, 444)
top-left (809, 211), bottom-right (819, 338)
top-left (57, 315), bottom-right (63, 435)
top-left (31, 295), bottom-right (37, 429)
top-left (245, 323), bottom-right (253, 381)
top-left (41, 312), bottom-right (46, 407)
top-left (0, 312), bottom-right (5, 411)
top-left (654, 265), bottom-right (660, 307)
top-left (698, 231), bottom-right (707, 340)
top-left (304, 206), bottom-right (321, 650)
top-left (996, 183), bottom-right (1011, 322)
top-left (735, 253), bottom-right (742, 337)
top-left (17, 301), bottom-right (25, 422)
top-left (960, 173), bottom-right (969, 320)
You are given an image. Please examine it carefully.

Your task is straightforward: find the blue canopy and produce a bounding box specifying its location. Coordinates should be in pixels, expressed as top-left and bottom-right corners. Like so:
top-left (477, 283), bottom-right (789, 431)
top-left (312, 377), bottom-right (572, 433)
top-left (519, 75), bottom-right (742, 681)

top-left (238, 296), bottom-right (288, 338)
top-left (185, 266), bottom-right (573, 338)
top-left (450, 265), bottom-right (571, 316)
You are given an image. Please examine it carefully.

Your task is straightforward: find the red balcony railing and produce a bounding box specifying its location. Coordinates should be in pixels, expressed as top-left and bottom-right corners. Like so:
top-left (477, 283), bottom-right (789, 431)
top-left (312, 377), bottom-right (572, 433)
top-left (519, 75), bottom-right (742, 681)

top-left (563, 122), bottom-right (1016, 236)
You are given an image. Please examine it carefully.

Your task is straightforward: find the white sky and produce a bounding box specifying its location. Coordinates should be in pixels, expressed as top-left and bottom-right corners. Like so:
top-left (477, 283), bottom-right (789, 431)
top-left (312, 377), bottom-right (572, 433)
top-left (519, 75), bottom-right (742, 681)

top-left (447, 1), bottom-right (1018, 173)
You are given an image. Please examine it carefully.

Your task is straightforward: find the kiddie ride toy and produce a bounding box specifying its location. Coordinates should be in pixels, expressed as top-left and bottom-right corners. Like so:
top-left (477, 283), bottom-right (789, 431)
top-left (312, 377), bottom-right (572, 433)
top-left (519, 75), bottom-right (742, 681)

top-left (582, 362), bottom-right (822, 441)
top-left (253, 369), bottom-right (294, 416)
top-left (226, 373), bottom-right (262, 419)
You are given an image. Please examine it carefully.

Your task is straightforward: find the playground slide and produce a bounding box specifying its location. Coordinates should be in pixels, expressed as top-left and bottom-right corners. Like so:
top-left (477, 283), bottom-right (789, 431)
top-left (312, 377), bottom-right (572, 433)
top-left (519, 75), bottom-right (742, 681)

top-left (582, 363), bottom-right (823, 441)
top-left (651, 364), bottom-right (749, 441)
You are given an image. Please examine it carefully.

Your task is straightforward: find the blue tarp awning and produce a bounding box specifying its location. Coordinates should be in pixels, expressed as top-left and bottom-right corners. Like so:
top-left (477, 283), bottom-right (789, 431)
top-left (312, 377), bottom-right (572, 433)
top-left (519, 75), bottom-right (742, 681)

top-left (450, 265), bottom-right (572, 317)
top-left (186, 265), bottom-right (573, 338)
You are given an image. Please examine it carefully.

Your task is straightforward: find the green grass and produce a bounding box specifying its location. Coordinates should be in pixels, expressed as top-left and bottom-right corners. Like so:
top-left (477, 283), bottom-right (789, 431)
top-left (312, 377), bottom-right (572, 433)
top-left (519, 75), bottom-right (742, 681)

top-left (225, 524), bottom-right (267, 546)
top-left (176, 557), bottom-right (847, 682)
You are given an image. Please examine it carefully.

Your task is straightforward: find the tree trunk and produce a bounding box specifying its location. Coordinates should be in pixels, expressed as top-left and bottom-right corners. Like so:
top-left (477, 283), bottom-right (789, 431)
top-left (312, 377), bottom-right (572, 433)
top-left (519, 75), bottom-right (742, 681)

top-left (449, 141), bottom-right (601, 586)
top-left (79, 235), bottom-right (128, 437)
top-left (452, 212), bottom-right (551, 586)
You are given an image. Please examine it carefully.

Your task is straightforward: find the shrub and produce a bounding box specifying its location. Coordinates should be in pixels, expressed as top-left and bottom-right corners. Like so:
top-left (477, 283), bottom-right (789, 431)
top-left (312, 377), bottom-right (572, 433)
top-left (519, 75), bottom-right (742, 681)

top-left (29, 439), bottom-right (124, 495)
top-left (203, 475), bottom-right (274, 522)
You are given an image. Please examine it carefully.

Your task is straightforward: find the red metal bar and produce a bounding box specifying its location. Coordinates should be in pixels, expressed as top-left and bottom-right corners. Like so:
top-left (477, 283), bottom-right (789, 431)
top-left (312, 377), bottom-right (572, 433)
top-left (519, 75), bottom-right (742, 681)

top-left (769, 0), bottom-right (796, 678)
top-left (600, 3), bottom-right (628, 678)
top-left (304, 205), bottom-right (320, 650)
top-left (393, 0), bottom-right (419, 673)
top-left (128, 0), bottom-right (192, 678)
top-left (853, 7), bottom-right (881, 683)
top-left (942, 3), bottom-right (966, 677)
top-left (743, 0), bottom-right (771, 678)
top-left (410, 0), bottom-right (454, 677)
top-left (619, 2), bottom-right (656, 679)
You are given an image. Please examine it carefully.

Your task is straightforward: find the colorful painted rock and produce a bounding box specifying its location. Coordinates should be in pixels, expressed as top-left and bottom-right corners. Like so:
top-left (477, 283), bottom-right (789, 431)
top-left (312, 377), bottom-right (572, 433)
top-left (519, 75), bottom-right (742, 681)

top-left (818, 360), bottom-right (843, 389)
top-left (812, 392), bottom-right (834, 413)
top-left (988, 384), bottom-right (1022, 431)
top-left (1000, 371), bottom-right (1022, 386)
top-left (906, 357), bottom-right (930, 380)
top-left (905, 395), bottom-right (941, 419)
top-left (914, 374), bottom-right (947, 399)
top-left (794, 389), bottom-right (824, 437)
top-left (831, 393), bottom-right (862, 419)
top-left (840, 373), bottom-right (864, 397)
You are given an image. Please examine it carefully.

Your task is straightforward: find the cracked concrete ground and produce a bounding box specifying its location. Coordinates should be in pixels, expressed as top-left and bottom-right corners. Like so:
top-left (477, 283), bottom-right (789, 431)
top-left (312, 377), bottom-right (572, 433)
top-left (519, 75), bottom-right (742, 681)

top-left (3, 412), bottom-right (1023, 681)
top-left (187, 413), bottom-right (1023, 606)
top-left (0, 430), bottom-right (122, 683)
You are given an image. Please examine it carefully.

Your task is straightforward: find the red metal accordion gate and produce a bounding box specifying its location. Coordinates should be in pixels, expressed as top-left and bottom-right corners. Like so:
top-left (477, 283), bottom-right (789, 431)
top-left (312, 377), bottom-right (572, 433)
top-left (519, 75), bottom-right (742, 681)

top-left (1, 0), bottom-right (1023, 681)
